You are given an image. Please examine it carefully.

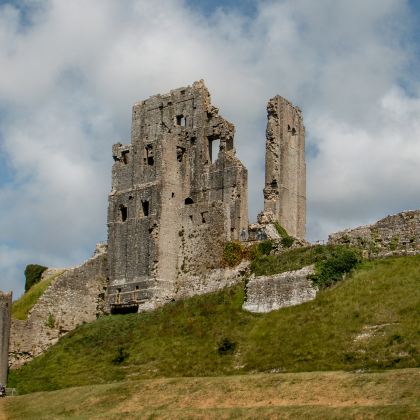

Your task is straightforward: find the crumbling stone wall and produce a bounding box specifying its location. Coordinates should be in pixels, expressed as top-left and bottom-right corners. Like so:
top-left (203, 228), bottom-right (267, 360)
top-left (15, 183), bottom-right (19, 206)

top-left (243, 266), bottom-right (316, 313)
top-left (0, 291), bottom-right (12, 385)
top-left (176, 261), bottom-right (249, 300)
top-left (9, 245), bottom-right (108, 368)
top-left (328, 210), bottom-right (420, 257)
top-left (107, 80), bottom-right (248, 312)
top-left (262, 96), bottom-right (306, 239)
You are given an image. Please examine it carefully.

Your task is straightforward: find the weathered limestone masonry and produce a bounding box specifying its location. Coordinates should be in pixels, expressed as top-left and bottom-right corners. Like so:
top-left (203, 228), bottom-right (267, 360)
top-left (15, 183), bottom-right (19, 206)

top-left (328, 210), bottom-right (420, 257)
top-left (0, 291), bottom-right (12, 385)
top-left (9, 245), bottom-right (108, 369)
top-left (262, 96), bottom-right (306, 239)
top-left (107, 80), bottom-right (248, 312)
top-left (243, 266), bottom-right (316, 313)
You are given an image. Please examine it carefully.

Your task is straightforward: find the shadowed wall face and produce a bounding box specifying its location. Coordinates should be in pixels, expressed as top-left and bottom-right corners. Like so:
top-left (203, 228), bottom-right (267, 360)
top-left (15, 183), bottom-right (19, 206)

top-left (0, 291), bottom-right (12, 385)
top-left (263, 96), bottom-right (306, 239)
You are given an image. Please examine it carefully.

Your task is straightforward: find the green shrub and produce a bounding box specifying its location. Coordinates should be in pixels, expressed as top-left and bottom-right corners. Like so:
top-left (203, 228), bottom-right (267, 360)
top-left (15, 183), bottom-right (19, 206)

top-left (281, 236), bottom-right (295, 248)
top-left (223, 242), bottom-right (244, 267)
top-left (247, 240), bottom-right (274, 262)
top-left (45, 313), bottom-right (55, 329)
top-left (389, 235), bottom-right (400, 251)
top-left (24, 264), bottom-right (48, 292)
top-left (112, 347), bottom-right (129, 365)
top-left (250, 244), bottom-right (361, 278)
top-left (217, 338), bottom-right (236, 355)
top-left (258, 240), bottom-right (273, 256)
top-left (310, 247), bottom-right (361, 288)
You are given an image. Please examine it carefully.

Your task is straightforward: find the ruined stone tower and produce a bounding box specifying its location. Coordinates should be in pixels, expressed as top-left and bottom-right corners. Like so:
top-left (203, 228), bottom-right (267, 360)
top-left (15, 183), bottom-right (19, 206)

top-left (0, 291), bottom-right (12, 385)
top-left (107, 80), bottom-right (248, 312)
top-left (263, 96), bottom-right (306, 238)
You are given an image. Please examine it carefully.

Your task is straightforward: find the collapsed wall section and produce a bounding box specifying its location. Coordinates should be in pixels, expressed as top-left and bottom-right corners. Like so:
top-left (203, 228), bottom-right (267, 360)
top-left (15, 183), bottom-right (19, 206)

top-left (107, 80), bottom-right (248, 311)
top-left (328, 210), bottom-right (420, 257)
top-left (9, 246), bottom-right (108, 369)
top-left (263, 96), bottom-right (306, 239)
top-left (0, 291), bottom-right (12, 385)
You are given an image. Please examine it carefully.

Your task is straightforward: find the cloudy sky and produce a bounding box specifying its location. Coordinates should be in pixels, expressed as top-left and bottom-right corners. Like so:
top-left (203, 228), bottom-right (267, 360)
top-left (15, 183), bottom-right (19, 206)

top-left (1, 0), bottom-right (420, 298)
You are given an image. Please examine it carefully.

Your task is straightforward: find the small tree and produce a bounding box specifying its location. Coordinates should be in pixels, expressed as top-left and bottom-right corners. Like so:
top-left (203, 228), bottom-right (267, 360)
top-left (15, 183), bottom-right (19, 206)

top-left (24, 264), bottom-right (48, 292)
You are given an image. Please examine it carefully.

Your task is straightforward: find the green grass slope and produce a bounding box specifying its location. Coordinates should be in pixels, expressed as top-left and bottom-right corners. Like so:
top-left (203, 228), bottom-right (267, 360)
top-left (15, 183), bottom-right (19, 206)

top-left (9, 255), bottom-right (420, 394)
top-left (3, 369), bottom-right (419, 419)
top-left (12, 270), bottom-right (65, 320)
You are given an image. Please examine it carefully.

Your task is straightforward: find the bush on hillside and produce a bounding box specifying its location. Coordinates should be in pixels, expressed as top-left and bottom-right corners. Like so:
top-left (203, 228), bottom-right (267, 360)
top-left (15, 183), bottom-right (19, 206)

top-left (223, 242), bottom-right (245, 267)
top-left (310, 247), bottom-right (361, 289)
top-left (248, 240), bottom-right (273, 261)
top-left (24, 264), bottom-right (48, 292)
top-left (217, 338), bottom-right (236, 355)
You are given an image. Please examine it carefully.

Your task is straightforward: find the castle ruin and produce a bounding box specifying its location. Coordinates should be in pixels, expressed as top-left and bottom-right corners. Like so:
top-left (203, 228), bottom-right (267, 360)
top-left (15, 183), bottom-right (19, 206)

top-left (6, 81), bottom-right (307, 371)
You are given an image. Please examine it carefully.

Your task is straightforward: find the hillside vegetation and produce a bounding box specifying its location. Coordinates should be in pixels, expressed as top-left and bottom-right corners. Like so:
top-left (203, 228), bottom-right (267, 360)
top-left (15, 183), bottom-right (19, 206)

top-left (3, 369), bottom-right (419, 419)
top-left (9, 255), bottom-right (420, 394)
top-left (11, 270), bottom-right (65, 320)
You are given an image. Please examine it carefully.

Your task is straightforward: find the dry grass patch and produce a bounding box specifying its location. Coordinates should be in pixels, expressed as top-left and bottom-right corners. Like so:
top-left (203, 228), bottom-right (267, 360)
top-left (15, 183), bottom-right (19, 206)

top-left (2, 369), bottom-right (419, 419)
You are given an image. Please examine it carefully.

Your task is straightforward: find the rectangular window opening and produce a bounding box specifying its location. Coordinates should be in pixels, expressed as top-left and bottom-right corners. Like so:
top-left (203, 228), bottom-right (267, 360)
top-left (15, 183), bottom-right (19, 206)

top-left (142, 200), bottom-right (150, 217)
top-left (176, 115), bottom-right (187, 127)
top-left (144, 145), bottom-right (154, 166)
top-left (208, 138), bottom-right (220, 163)
top-left (120, 205), bottom-right (128, 222)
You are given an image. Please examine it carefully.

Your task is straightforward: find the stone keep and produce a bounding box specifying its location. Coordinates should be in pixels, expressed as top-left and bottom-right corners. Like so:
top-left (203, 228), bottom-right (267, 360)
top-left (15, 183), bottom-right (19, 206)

top-left (263, 96), bottom-right (306, 238)
top-left (107, 80), bottom-right (248, 312)
top-left (0, 291), bottom-right (12, 385)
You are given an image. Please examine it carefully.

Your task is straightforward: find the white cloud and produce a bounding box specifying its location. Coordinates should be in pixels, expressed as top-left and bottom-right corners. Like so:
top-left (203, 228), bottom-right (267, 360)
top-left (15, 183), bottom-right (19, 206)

top-left (0, 0), bottom-right (419, 298)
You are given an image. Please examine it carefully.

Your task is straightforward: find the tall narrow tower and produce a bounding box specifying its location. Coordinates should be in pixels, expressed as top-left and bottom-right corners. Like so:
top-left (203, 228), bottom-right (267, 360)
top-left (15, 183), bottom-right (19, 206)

top-left (263, 96), bottom-right (306, 238)
top-left (0, 291), bottom-right (12, 386)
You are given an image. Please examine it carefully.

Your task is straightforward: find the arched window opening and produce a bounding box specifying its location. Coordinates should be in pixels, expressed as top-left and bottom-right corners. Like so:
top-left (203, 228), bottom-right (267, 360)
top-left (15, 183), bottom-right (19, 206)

top-left (184, 197), bottom-right (194, 205)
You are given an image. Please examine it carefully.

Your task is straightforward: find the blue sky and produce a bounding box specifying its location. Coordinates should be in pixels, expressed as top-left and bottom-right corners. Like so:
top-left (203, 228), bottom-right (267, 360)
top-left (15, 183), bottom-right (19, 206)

top-left (1, 0), bottom-right (420, 299)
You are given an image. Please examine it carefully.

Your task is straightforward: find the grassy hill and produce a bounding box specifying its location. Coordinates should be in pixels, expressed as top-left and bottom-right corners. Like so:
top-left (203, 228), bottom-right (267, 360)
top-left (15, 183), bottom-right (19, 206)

top-left (3, 369), bottom-right (419, 419)
top-left (9, 254), bottom-right (420, 395)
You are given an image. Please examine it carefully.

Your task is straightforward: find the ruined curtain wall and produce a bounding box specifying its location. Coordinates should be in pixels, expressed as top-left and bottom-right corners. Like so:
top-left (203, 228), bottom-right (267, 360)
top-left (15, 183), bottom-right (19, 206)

top-left (328, 210), bottom-right (420, 257)
top-left (0, 292), bottom-right (12, 385)
top-left (9, 249), bottom-right (108, 369)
